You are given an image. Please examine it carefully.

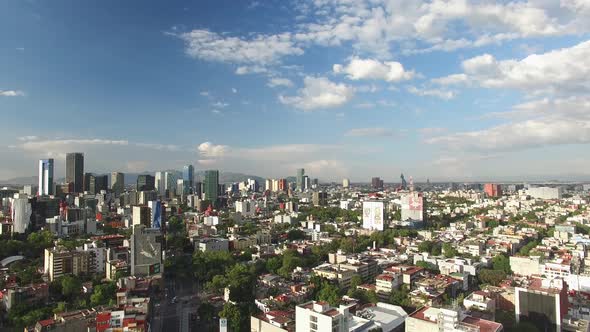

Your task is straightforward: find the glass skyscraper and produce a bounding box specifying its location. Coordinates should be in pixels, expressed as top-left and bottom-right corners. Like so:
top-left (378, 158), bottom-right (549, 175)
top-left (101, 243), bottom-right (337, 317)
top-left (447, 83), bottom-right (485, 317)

top-left (204, 170), bottom-right (219, 204)
top-left (296, 168), bottom-right (305, 191)
top-left (38, 159), bottom-right (54, 196)
top-left (183, 165), bottom-right (194, 189)
top-left (66, 152), bottom-right (84, 193)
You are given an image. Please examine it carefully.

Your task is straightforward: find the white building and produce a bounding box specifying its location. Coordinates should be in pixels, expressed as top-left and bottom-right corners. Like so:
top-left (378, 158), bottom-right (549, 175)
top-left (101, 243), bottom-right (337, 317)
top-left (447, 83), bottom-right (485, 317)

top-left (400, 192), bottom-right (426, 222)
top-left (342, 178), bottom-right (350, 188)
top-left (10, 196), bottom-right (31, 234)
top-left (235, 200), bottom-right (256, 217)
top-left (362, 201), bottom-right (385, 231)
top-left (197, 238), bottom-right (229, 252)
top-left (295, 301), bottom-right (350, 332)
top-left (527, 186), bottom-right (563, 200)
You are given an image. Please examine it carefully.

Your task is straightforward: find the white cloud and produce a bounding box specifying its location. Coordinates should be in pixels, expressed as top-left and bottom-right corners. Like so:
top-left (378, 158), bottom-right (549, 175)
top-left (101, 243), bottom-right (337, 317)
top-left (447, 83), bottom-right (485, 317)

top-left (433, 40), bottom-right (590, 95)
top-left (426, 96), bottom-right (590, 151)
top-left (267, 77), bottom-right (294, 88)
top-left (407, 86), bottom-right (456, 100)
top-left (17, 136), bottom-right (38, 141)
top-left (279, 76), bottom-right (354, 111)
top-left (431, 74), bottom-right (468, 85)
top-left (333, 57), bottom-right (415, 82)
top-left (179, 29), bottom-right (303, 66)
top-left (231, 88), bottom-right (238, 93)
top-left (200, 91), bottom-right (210, 96)
top-left (197, 141), bottom-right (229, 158)
top-left (235, 65), bottom-right (268, 75)
top-left (0, 90), bottom-right (25, 97)
top-left (211, 101), bottom-right (229, 108)
top-left (345, 127), bottom-right (395, 137)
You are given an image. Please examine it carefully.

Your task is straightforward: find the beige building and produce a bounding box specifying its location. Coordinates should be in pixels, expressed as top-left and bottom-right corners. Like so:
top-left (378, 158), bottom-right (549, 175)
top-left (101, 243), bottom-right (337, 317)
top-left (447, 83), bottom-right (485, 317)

top-left (44, 247), bottom-right (95, 281)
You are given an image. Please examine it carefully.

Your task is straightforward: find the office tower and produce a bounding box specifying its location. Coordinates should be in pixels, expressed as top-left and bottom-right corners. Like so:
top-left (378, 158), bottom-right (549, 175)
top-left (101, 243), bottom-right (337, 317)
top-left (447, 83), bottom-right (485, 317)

top-left (204, 170), bottom-right (219, 203)
top-left (312, 191), bottom-right (328, 206)
top-left (296, 168), bottom-right (305, 191)
top-left (194, 181), bottom-right (203, 199)
top-left (84, 173), bottom-right (93, 192)
top-left (38, 159), bottom-right (54, 196)
top-left (265, 179), bottom-right (272, 191)
top-left (94, 175), bottom-right (108, 193)
top-left (400, 173), bottom-right (407, 190)
top-left (111, 172), bottom-right (124, 194)
top-left (130, 224), bottom-right (163, 277)
top-left (164, 171), bottom-right (179, 197)
top-left (66, 153), bottom-right (84, 193)
top-left (132, 206), bottom-right (151, 227)
top-left (371, 177), bottom-right (384, 190)
top-left (136, 174), bottom-right (155, 191)
top-left (176, 179), bottom-right (185, 198)
top-left (10, 197), bottom-right (32, 233)
top-left (303, 176), bottom-right (310, 191)
top-left (278, 179), bottom-right (288, 192)
top-left (148, 201), bottom-right (162, 229)
top-left (182, 165), bottom-right (194, 190)
top-left (483, 183), bottom-right (502, 198)
top-left (342, 178), bottom-right (350, 188)
top-left (155, 171), bottom-right (164, 196)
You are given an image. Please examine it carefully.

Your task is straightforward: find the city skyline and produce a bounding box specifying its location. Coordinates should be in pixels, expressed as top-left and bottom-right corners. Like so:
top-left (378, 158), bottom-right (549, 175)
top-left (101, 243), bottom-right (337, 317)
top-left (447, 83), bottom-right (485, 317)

top-left (2, 1), bottom-right (590, 181)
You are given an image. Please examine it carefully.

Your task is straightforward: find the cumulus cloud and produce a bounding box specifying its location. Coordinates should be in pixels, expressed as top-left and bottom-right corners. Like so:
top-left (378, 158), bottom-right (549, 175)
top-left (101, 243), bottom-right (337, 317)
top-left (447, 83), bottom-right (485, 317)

top-left (407, 86), bottom-right (456, 100)
top-left (426, 96), bottom-right (590, 151)
top-left (0, 90), bottom-right (25, 97)
top-left (345, 127), bottom-right (395, 137)
top-left (279, 76), bottom-right (354, 110)
top-left (197, 141), bottom-right (229, 158)
top-left (433, 40), bottom-right (590, 95)
top-left (267, 77), bottom-right (294, 88)
top-left (333, 57), bottom-right (415, 82)
top-left (178, 29), bottom-right (303, 67)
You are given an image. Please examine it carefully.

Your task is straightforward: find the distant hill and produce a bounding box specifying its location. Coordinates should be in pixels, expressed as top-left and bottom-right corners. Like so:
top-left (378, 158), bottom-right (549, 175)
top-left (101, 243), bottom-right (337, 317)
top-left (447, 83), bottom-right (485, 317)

top-left (0, 171), bottom-right (266, 186)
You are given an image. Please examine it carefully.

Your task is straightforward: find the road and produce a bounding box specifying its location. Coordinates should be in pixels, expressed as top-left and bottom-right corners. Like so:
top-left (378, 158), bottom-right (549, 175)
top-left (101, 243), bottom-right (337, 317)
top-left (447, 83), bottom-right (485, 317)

top-left (151, 275), bottom-right (206, 332)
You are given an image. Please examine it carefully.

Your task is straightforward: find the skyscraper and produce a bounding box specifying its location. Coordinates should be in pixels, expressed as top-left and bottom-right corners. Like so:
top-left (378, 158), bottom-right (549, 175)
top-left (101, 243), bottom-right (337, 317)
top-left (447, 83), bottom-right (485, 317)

top-left (111, 172), bottom-right (124, 194)
top-left (371, 177), bottom-right (384, 190)
top-left (296, 168), bottom-right (305, 191)
top-left (155, 171), bottom-right (164, 196)
top-left (38, 159), bottom-right (54, 196)
top-left (137, 174), bottom-right (155, 191)
top-left (183, 165), bottom-right (194, 190)
top-left (66, 153), bottom-right (84, 193)
top-left (204, 170), bottom-right (219, 204)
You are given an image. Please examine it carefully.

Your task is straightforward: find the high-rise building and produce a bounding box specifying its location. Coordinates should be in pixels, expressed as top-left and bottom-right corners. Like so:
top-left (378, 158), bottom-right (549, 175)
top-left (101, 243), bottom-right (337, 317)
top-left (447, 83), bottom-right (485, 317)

top-left (484, 183), bottom-right (502, 198)
top-left (155, 171), bottom-right (164, 196)
top-left (303, 175), bottom-right (310, 191)
top-left (182, 165), bottom-right (194, 190)
top-left (296, 168), bottom-right (305, 191)
top-left (130, 224), bottom-right (163, 277)
top-left (111, 172), bottom-right (124, 194)
top-left (164, 171), bottom-right (179, 197)
top-left (38, 159), bottom-right (54, 196)
top-left (136, 175), bottom-right (155, 191)
top-left (10, 197), bottom-right (32, 233)
top-left (400, 192), bottom-right (427, 222)
top-left (84, 173), bottom-right (108, 194)
top-left (371, 177), bottom-right (384, 190)
top-left (342, 178), bottom-right (350, 188)
top-left (132, 206), bottom-right (151, 227)
top-left (204, 170), bottom-right (219, 204)
top-left (312, 191), bottom-right (328, 206)
top-left (278, 179), bottom-right (288, 192)
top-left (66, 153), bottom-right (84, 193)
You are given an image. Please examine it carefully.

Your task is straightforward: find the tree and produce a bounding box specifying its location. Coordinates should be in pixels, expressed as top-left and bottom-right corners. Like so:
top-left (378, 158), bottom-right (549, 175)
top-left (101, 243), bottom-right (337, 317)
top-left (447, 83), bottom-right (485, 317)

top-left (388, 285), bottom-right (411, 307)
top-left (53, 302), bottom-right (67, 314)
top-left (226, 264), bottom-right (255, 303)
top-left (442, 243), bottom-right (458, 258)
top-left (492, 254), bottom-right (511, 274)
top-left (349, 275), bottom-right (363, 290)
top-left (478, 269), bottom-right (507, 286)
top-left (197, 303), bottom-right (215, 322)
top-left (265, 256), bottom-right (282, 274)
top-left (416, 261), bottom-right (439, 273)
top-left (90, 282), bottom-right (117, 306)
top-left (418, 241), bottom-right (434, 253)
top-left (318, 282), bottom-right (341, 307)
top-left (219, 303), bottom-right (242, 332)
top-left (61, 275), bottom-right (82, 300)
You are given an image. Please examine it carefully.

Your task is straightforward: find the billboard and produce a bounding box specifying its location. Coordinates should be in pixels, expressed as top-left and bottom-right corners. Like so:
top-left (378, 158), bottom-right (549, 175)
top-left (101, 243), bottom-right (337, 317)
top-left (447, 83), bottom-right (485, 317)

top-left (362, 201), bottom-right (384, 231)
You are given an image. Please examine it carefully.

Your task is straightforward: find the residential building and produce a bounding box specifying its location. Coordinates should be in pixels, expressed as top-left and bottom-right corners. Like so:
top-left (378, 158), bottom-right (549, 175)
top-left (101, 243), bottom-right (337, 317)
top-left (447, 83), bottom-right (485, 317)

top-left (132, 206), bottom-right (151, 227)
top-left (515, 278), bottom-right (569, 332)
top-left (527, 186), bottom-right (563, 200)
top-left (196, 237), bottom-right (229, 252)
top-left (405, 306), bottom-right (503, 332)
top-left (295, 301), bottom-right (350, 332)
top-left (312, 191), bottom-right (328, 206)
top-left (484, 183), bottom-right (502, 198)
top-left (44, 247), bottom-right (95, 281)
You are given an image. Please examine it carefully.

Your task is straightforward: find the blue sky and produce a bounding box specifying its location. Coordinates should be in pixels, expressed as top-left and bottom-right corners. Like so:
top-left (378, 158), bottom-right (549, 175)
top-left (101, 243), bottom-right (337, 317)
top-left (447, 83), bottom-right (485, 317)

top-left (1, 0), bottom-right (590, 182)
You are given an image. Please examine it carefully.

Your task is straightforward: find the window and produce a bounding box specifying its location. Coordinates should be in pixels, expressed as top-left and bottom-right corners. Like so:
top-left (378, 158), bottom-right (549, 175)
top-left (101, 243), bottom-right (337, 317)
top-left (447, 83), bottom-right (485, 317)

top-left (310, 316), bottom-right (317, 323)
